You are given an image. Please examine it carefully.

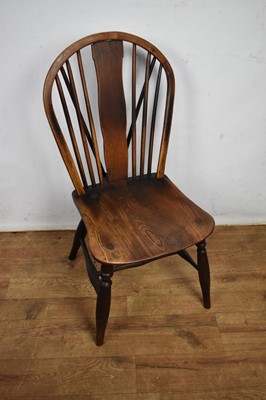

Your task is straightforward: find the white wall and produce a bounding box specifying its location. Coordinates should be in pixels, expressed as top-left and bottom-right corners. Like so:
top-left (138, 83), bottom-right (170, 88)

top-left (1, 0), bottom-right (266, 230)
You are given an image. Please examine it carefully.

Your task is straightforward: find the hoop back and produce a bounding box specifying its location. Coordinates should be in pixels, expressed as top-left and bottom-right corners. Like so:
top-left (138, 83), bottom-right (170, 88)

top-left (43, 32), bottom-right (175, 195)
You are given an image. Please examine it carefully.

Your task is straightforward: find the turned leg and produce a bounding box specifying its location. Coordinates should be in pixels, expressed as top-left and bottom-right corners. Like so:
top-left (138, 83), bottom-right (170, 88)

top-left (197, 240), bottom-right (211, 309)
top-left (96, 264), bottom-right (113, 346)
top-left (69, 219), bottom-right (87, 260)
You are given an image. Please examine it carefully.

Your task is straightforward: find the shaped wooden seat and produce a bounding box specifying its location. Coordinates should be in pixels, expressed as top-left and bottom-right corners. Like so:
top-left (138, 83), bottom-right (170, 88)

top-left (43, 32), bottom-right (215, 345)
top-left (74, 175), bottom-right (214, 265)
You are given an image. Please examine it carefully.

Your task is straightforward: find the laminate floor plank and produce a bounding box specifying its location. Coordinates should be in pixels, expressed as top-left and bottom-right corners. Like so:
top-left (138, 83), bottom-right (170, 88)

top-left (0, 278), bottom-right (10, 298)
top-left (5, 277), bottom-right (94, 299)
top-left (0, 257), bottom-right (85, 279)
top-left (0, 296), bottom-right (127, 321)
top-left (0, 226), bottom-right (265, 399)
top-left (93, 387), bottom-right (266, 399)
top-left (127, 289), bottom-right (266, 316)
top-left (3, 389), bottom-right (266, 400)
top-left (135, 351), bottom-right (266, 393)
top-left (0, 357), bottom-right (136, 397)
top-left (216, 311), bottom-right (266, 351)
top-left (0, 313), bottom-right (222, 359)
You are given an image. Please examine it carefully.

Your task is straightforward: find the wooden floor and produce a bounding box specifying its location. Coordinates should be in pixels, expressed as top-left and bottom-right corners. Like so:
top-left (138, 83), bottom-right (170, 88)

top-left (0, 225), bottom-right (265, 399)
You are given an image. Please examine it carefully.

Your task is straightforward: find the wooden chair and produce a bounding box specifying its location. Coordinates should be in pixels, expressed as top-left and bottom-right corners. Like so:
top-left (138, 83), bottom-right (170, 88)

top-left (43, 32), bottom-right (215, 346)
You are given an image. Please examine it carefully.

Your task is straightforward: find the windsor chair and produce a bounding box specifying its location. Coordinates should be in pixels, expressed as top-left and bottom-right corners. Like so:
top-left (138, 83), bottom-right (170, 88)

top-left (43, 32), bottom-right (215, 346)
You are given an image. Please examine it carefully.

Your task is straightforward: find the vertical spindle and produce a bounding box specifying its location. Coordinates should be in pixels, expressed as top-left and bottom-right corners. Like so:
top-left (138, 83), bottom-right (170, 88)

top-left (77, 50), bottom-right (104, 186)
top-left (148, 63), bottom-right (162, 175)
top-left (140, 52), bottom-right (151, 176)
top-left (131, 44), bottom-right (137, 178)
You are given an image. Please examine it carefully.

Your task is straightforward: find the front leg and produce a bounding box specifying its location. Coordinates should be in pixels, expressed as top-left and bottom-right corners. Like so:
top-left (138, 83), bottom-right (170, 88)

top-left (96, 264), bottom-right (113, 346)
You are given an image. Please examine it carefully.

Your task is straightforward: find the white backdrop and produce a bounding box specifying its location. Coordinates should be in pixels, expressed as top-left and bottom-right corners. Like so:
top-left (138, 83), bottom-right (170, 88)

top-left (1, 0), bottom-right (266, 230)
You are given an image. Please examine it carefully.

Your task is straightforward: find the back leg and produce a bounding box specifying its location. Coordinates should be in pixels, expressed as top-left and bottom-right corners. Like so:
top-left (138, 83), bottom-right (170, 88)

top-left (196, 240), bottom-right (211, 309)
top-left (69, 219), bottom-right (87, 260)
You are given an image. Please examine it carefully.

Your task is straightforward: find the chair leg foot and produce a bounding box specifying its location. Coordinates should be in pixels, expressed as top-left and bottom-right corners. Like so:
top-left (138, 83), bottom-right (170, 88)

top-left (197, 240), bottom-right (211, 309)
top-left (96, 264), bottom-right (113, 346)
top-left (69, 219), bottom-right (87, 260)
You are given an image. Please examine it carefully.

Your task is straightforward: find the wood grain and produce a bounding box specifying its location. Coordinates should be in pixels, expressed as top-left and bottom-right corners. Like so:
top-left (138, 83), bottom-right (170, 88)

top-left (92, 40), bottom-right (128, 182)
top-left (75, 176), bottom-right (214, 264)
top-left (136, 351), bottom-right (266, 393)
top-left (43, 32), bottom-right (213, 345)
top-left (0, 225), bottom-right (266, 398)
top-left (0, 357), bottom-right (136, 396)
top-left (216, 311), bottom-right (266, 351)
top-left (43, 32), bottom-right (175, 193)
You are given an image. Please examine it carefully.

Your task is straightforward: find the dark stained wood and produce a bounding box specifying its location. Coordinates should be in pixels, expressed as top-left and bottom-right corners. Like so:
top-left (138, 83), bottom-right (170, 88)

top-left (80, 236), bottom-right (100, 294)
top-left (140, 52), bottom-right (151, 176)
top-left (156, 69), bottom-right (175, 178)
top-left (127, 55), bottom-right (157, 149)
top-left (148, 63), bottom-right (162, 175)
top-left (197, 241), bottom-right (211, 309)
top-left (96, 264), bottom-right (113, 346)
top-left (43, 32), bottom-right (213, 346)
top-left (69, 218), bottom-right (87, 260)
top-left (92, 40), bottom-right (128, 182)
top-left (55, 73), bottom-right (88, 188)
top-left (178, 249), bottom-right (198, 269)
top-left (65, 60), bottom-right (96, 185)
top-left (43, 32), bottom-right (175, 192)
top-left (60, 63), bottom-right (107, 182)
top-left (74, 175), bottom-right (214, 265)
top-left (131, 43), bottom-right (137, 178)
top-left (77, 50), bottom-right (104, 186)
